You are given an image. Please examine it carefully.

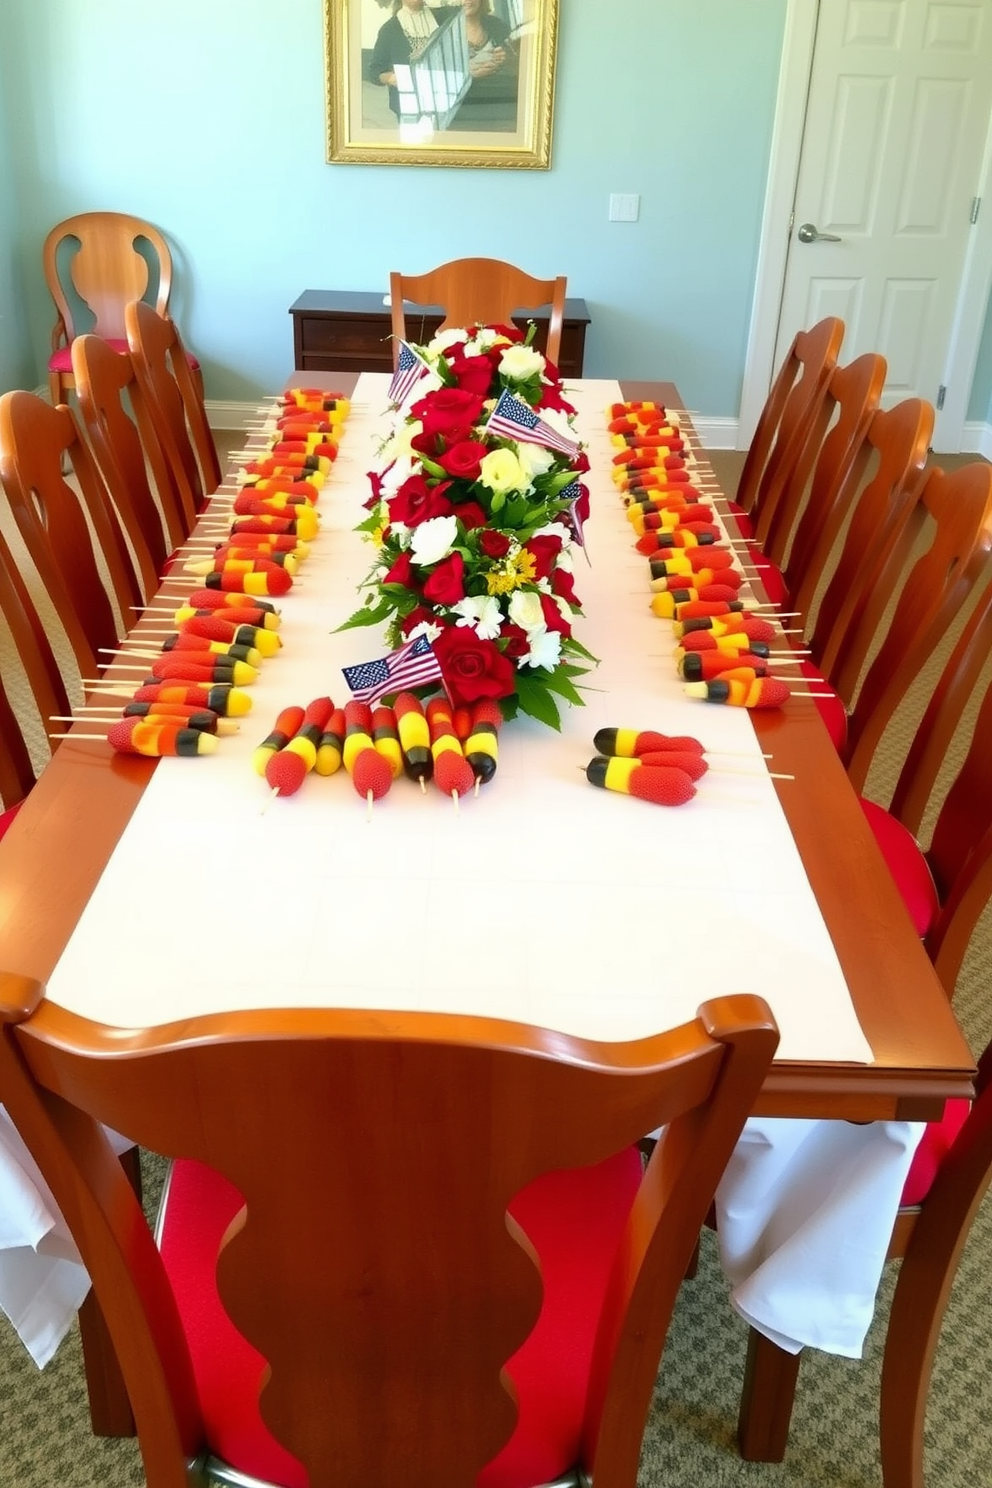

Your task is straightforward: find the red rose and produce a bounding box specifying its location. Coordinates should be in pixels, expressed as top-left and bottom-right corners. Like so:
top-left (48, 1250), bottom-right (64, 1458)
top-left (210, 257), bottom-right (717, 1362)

top-left (524, 534), bottom-right (563, 582)
top-left (490, 324), bottom-right (522, 343)
top-left (400, 606), bottom-right (435, 636)
top-left (444, 353), bottom-right (495, 398)
top-left (479, 529), bottom-right (511, 559)
top-left (536, 381), bottom-right (576, 416)
top-left (433, 627), bottom-right (516, 707)
top-left (499, 623), bottom-right (530, 659)
top-left (539, 591), bottom-right (572, 638)
top-left (388, 475), bottom-right (454, 527)
top-left (452, 501), bottom-right (488, 532)
top-left (410, 386), bottom-right (485, 436)
top-left (550, 566), bottom-right (579, 606)
top-left (573, 450), bottom-right (591, 474)
top-left (384, 550), bottom-right (417, 588)
top-left (436, 440), bottom-right (489, 481)
top-left (422, 552), bottom-right (466, 607)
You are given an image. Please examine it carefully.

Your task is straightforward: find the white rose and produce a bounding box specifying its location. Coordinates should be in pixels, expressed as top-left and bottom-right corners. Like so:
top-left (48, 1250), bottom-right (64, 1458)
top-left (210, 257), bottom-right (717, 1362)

top-left (465, 327), bottom-right (504, 353)
top-left (428, 328), bottom-right (468, 355)
top-left (514, 441), bottom-right (555, 479)
top-left (536, 405), bottom-right (576, 442)
top-left (379, 455), bottom-right (418, 498)
top-left (479, 448), bottom-right (528, 496)
top-left (410, 514), bottom-right (458, 567)
top-left (519, 627), bottom-right (562, 670)
top-left (499, 344), bottom-right (546, 381)
top-left (508, 590), bottom-right (544, 631)
top-left (452, 594), bottom-right (503, 640)
top-left (405, 617), bottom-right (443, 643)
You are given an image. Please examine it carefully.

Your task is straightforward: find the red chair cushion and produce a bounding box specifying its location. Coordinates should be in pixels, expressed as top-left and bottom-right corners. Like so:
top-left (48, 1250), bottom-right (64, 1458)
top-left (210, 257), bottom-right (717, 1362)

top-left (160, 1147), bottom-right (642, 1488)
top-left (48, 342), bottom-right (199, 372)
top-left (901, 1099), bottom-right (971, 1206)
top-left (797, 659), bottom-right (847, 750)
top-left (0, 802), bottom-right (22, 841)
top-left (725, 499), bottom-right (754, 540)
top-left (858, 797), bottom-right (940, 937)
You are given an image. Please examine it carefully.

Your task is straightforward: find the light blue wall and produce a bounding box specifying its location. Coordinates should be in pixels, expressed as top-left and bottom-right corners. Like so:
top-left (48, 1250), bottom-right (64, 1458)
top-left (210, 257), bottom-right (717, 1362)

top-left (969, 296), bottom-right (992, 423)
top-left (0, 45), bottom-right (32, 392)
top-left (2, 0), bottom-right (991, 423)
top-left (1, 0), bottom-right (784, 414)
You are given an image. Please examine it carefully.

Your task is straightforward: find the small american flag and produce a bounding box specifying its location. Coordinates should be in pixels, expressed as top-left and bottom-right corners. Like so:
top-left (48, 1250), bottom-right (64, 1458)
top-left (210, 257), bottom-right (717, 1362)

top-left (560, 479), bottom-right (588, 549)
top-left (342, 633), bottom-right (443, 706)
top-left (485, 389), bottom-right (581, 458)
top-left (388, 341), bottom-right (431, 406)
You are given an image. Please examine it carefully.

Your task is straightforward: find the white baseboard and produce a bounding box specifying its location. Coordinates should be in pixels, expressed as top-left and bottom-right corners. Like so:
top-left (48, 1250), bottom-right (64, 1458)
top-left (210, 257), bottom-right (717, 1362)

top-left (959, 420), bottom-right (992, 461)
top-left (691, 416), bottom-right (739, 450)
top-left (205, 399), bottom-right (260, 431)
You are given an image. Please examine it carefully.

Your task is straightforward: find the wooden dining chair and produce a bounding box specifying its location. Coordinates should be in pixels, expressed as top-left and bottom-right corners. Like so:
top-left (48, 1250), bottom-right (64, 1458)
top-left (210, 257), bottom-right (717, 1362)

top-left (725, 315), bottom-right (845, 543)
top-left (735, 568), bottom-right (992, 1484)
top-left (125, 299), bottom-right (221, 525)
top-left (0, 390), bottom-right (142, 682)
top-left (0, 983), bottom-right (777, 1488)
top-left (43, 212), bottom-right (175, 407)
top-left (749, 350), bottom-right (887, 608)
top-left (0, 523), bottom-right (71, 826)
top-left (856, 575), bottom-right (992, 989)
top-left (790, 434), bottom-right (992, 781)
top-left (390, 258), bottom-right (567, 368)
top-left (838, 462), bottom-right (992, 793)
top-left (737, 1033), bottom-right (992, 1488)
top-left (71, 333), bottom-right (192, 591)
top-left (793, 396), bottom-right (934, 651)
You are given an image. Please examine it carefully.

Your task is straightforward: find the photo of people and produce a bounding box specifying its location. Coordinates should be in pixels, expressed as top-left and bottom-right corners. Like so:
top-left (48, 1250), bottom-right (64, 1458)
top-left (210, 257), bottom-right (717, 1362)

top-left (362, 0), bottom-right (520, 134)
top-left (326, 0), bottom-right (555, 169)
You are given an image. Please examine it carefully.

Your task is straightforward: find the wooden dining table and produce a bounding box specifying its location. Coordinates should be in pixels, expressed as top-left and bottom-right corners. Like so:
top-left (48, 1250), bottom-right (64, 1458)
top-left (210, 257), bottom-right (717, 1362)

top-left (0, 373), bottom-right (974, 1123)
top-left (0, 367), bottom-right (976, 1449)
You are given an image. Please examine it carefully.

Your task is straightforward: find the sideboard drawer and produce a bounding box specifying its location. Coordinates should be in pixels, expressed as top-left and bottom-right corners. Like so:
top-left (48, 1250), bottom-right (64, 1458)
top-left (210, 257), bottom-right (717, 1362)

top-left (290, 291), bottom-right (591, 379)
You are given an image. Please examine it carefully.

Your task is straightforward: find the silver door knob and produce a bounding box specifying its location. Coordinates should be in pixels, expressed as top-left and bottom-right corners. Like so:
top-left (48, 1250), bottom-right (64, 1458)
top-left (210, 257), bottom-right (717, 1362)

top-left (797, 222), bottom-right (841, 243)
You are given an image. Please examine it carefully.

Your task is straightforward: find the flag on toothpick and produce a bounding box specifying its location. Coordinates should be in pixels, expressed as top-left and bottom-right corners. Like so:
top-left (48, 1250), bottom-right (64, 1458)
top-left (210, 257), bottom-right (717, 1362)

top-left (560, 478), bottom-right (591, 559)
top-left (388, 341), bottom-right (433, 407)
top-left (485, 389), bottom-right (581, 458)
top-left (342, 634), bottom-right (443, 706)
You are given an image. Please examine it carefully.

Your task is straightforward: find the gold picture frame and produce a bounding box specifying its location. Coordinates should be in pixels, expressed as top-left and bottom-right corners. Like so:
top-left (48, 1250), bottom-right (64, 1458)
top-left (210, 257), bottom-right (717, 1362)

top-left (325, 0), bottom-right (558, 169)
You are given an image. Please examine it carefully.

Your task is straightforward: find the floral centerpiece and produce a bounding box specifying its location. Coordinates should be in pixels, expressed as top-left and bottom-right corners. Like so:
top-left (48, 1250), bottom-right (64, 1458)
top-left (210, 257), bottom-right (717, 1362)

top-left (341, 323), bottom-right (595, 729)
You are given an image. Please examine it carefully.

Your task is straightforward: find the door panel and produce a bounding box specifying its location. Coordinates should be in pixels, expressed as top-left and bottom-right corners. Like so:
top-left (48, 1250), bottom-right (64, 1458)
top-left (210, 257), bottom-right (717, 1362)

top-left (775, 0), bottom-right (992, 412)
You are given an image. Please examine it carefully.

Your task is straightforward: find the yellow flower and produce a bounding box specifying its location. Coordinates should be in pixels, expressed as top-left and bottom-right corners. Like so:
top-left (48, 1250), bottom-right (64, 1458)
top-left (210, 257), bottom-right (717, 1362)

top-left (370, 524), bottom-right (386, 549)
top-left (485, 548), bottom-right (537, 595)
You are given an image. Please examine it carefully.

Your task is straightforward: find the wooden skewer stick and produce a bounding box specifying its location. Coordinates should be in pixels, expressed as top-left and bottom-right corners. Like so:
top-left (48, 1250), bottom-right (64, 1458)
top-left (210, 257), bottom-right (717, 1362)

top-left (99, 648), bottom-right (165, 660)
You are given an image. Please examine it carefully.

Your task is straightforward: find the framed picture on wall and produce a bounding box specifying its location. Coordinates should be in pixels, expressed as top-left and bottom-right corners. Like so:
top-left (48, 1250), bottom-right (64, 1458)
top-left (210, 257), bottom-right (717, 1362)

top-left (325, 0), bottom-right (559, 168)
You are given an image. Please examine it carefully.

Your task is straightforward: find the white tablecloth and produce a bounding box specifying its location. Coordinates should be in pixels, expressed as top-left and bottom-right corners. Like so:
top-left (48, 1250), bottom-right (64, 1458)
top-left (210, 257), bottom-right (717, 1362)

top-left (716, 1115), bottom-right (922, 1355)
top-left (0, 1108), bottom-right (133, 1366)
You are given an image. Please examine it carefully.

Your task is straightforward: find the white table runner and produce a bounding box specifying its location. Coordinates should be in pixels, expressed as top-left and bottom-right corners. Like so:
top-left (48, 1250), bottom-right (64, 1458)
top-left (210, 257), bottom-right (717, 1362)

top-left (44, 376), bottom-right (873, 1064)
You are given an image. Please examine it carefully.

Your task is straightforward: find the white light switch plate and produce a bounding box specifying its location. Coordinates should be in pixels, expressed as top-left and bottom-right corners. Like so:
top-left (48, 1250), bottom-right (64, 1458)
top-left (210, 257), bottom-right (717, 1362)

top-left (609, 193), bottom-right (640, 222)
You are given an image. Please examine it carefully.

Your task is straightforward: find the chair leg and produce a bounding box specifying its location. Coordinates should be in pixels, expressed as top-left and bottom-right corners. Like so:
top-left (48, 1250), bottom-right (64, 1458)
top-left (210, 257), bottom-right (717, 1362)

top-left (737, 1326), bottom-right (803, 1461)
top-left (77, 1145), bottom-right (142, 1437)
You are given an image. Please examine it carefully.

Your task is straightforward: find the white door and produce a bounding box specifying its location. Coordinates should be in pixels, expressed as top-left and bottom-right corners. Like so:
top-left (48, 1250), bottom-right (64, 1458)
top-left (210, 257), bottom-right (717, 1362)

top-left (774, 0), bottom-right (992, 426)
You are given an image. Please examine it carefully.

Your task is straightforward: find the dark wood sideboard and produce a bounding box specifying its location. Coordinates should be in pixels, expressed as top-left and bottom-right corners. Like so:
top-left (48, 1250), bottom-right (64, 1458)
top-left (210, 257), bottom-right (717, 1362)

top-left (289, 290), bottom-right (591, 378)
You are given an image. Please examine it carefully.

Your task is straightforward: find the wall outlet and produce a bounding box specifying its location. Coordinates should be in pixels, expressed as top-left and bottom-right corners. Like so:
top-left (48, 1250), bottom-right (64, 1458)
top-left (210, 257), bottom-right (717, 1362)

top-left (609, 193), bottom-right (640, 222)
